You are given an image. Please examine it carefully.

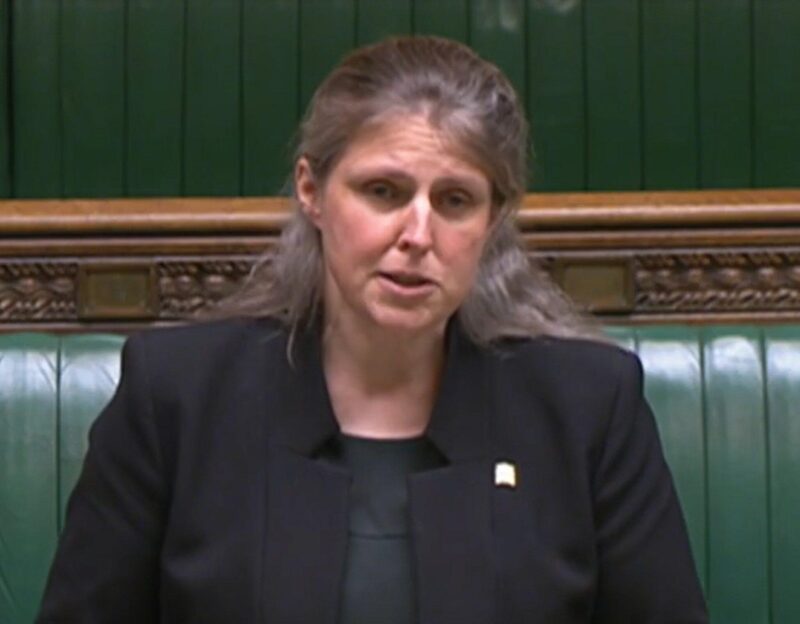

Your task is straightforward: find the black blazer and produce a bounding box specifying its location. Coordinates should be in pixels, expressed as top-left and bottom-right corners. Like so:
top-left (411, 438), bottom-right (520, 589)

top-left (38, 318), bottom-right (708, 623)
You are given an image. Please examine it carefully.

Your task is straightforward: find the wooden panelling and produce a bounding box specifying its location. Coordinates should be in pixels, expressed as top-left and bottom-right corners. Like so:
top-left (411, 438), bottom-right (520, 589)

top-left (413, 0), bottom-right (468, 39)
top-left (2, 190), bottom-right (800, 330)
top-left (697, 0), bottom-right (752, 188)
top-left (126, 0), bottom-right (185, 196)
top-left (754, 0), bottom-right (800, 188)
top-left (242, 0), bottom-right (299, 196)
top-left (3, 190), bottom-right (799, 236)
top-left (641, 0), bottom-right (698, 190)
top-left (0, 0), bottom-right (9, 198)
top-left (525, 0), bottom-right (585, 191)
top-left (11, 0), bottom-right (62, 198)
top-left (298, 1), bottom-right (355, 116)
top-left (61, 0), bottom-right (126, 197)
top-left (470, 0), bottom-right (526, 105)
top-left (357, 0), bottom-right (412, 45)
top-left (584, 0), bottom-right (641, 191)
top-left (3, 0), bottom-right (800, 197)
top-left (183, 0), bottom-right (241, 196)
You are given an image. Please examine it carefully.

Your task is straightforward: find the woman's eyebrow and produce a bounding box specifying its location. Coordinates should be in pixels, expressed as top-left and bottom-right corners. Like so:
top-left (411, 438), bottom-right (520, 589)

top-left (434, 175), bottom-right (487, 189)
top-left (349, 166), bottom-right (414, 181)
top-left (351, 164), bottom-right (484, 185)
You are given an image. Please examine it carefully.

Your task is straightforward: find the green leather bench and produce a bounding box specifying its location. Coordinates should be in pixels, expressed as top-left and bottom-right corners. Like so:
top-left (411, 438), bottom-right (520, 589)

top-left (2, 327), bottom-right (799, 623)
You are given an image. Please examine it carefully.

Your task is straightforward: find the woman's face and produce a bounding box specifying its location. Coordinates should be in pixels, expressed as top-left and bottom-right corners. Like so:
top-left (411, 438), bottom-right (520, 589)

top-left (296, 115), bottom-right (494, 338)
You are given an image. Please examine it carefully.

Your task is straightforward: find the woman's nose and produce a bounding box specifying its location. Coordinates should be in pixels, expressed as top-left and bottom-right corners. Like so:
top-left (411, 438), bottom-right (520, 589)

top-left (397, 195), bottom-right (434, 253)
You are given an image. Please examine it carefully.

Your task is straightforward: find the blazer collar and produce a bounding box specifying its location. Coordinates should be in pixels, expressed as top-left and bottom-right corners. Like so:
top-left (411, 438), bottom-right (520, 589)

top-left (268, 321), bottom-right (340, 456)
top-left (424, 319), bottom-right (492, 462)
top-left (271, 317), bottom-right (493, 463)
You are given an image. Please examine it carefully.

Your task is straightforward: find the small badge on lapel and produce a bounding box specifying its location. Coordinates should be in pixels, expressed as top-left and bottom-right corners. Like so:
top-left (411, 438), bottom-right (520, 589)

top-left (494, 461), bottom-right (517, 489)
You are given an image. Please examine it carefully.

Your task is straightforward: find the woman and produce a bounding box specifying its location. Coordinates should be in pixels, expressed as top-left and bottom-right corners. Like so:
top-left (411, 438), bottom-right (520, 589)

top-left (38, 36), bottom-right (707, 623)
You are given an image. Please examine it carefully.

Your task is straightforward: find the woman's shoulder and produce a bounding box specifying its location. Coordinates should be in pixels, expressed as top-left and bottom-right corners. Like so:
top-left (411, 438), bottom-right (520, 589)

top-left (121, 316), bottom-right (289, 386)
top-left (492, 332), bottom-right (639, 382)
top-left (128, 316), bottom-right (286, 356)
top-left (487, 332), bottom-right (644, 426)
top-left (485, 333), bottom-right (647, 456)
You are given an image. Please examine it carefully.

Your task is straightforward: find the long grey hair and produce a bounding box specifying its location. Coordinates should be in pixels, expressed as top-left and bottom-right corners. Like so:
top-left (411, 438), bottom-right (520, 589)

top-left (219, 36), bottom-right (596, 344)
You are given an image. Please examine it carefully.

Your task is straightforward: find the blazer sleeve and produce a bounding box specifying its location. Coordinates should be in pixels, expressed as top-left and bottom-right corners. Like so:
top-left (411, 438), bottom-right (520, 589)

top-left (37, 334), bottom-right (166, 623)
top-left (591, 352), bottom-right (708, 623)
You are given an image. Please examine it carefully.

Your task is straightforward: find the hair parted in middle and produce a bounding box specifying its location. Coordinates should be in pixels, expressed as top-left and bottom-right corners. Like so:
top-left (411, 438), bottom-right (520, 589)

top-left (219, 35), bottom-right (597, 344)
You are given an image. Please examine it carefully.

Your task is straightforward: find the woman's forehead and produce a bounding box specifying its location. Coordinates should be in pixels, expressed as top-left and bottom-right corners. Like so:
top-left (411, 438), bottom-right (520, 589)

top-left (335, 113), bottom-right (490, 180)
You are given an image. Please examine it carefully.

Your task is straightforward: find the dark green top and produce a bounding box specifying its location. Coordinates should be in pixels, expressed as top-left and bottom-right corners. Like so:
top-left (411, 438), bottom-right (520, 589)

top-left (317, 433), bottom-right (446, 624)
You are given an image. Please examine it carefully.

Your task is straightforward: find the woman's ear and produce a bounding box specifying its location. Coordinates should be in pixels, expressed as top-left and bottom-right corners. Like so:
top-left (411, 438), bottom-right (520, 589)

top-left (295, 157), bottom-right (322, 225)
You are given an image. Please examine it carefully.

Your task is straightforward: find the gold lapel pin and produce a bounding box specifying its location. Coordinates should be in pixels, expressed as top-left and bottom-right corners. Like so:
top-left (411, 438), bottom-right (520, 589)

top-left (494, 461), bottom-right (517, 488)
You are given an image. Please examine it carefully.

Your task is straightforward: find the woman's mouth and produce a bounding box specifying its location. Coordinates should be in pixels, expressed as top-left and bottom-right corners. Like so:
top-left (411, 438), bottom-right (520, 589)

top-left (378, 272), bottom-right (436, 295)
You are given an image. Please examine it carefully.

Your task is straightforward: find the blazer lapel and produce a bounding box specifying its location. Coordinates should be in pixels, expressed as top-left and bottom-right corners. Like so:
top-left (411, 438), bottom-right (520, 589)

top-left (260, 325), bottom-right (349, 624)
top-left (261, 446), bottom-right (349, 624)
top-left (412, 321), bottom-right (497, 624)
top-left (410, 460), bottom-right (495, 624)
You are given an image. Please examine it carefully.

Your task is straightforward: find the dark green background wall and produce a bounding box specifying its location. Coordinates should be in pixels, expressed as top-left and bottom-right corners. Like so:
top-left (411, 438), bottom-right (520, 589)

top-left (0, 0), bottom-right (798, 199)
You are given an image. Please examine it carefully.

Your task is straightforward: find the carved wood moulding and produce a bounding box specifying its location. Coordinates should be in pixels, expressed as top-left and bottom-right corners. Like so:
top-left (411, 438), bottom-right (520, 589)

top-left (543, 249), bottom-right (800, 315)
top-left (0, 261), bottom-right (78, 320)
top-left (633, 251), bottom-right (800, 313)
top-left (2, 249), bottom-right (799, 325)
top-left (157, 259), bottom-right (253, 317)
top-left (0, 258), bottom-right (241, 322)
top-left (2, 189), bottom-right (800, 328)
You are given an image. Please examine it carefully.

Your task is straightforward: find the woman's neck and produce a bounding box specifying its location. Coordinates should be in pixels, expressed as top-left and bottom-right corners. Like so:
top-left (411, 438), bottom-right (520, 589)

top-left (321, 316), bottom-right (446, 439)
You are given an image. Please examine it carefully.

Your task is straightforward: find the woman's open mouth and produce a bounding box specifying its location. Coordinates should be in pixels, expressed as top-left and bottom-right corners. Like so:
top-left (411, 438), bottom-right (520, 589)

top-left (378, 272), bottom-right (436, 296)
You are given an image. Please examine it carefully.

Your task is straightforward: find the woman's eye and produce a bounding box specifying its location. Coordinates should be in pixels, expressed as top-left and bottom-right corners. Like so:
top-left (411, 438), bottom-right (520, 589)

top-left (365, 181), bottom-right (397, 201)
top-left (440, 191), bottom-right (473, 211)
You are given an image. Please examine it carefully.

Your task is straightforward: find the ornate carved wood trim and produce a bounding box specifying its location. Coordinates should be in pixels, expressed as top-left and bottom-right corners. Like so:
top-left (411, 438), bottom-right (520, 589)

top-left (0, 261), bottom-right (78, 321)
top-left (2, 189), bottom-right (799, 329)
top-left (541, 248), bottom-right (800, 315)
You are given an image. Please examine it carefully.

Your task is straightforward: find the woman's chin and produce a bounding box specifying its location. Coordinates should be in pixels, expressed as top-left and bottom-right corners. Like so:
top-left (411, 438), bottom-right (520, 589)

top-left (364, 306), bottom-right (449, 339)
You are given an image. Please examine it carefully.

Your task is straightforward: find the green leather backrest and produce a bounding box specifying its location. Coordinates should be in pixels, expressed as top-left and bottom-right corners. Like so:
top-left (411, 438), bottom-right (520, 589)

top-left (0, 334), bottom-right (124, 624)
top-left (608, 325), bottom-right (800, 624)
top-left (1, 327), bottom-right (799, 623)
